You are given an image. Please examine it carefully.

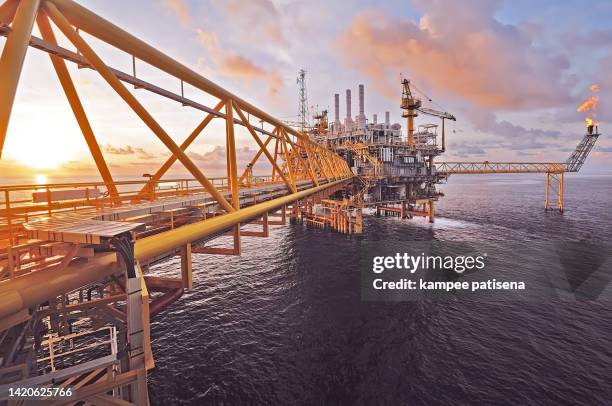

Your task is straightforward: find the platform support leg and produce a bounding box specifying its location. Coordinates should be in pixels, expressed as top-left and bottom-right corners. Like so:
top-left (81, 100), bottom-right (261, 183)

top-left (545, 172), bottom-right (564, 213)
top-left (180, 243), bottom-right (192, 289)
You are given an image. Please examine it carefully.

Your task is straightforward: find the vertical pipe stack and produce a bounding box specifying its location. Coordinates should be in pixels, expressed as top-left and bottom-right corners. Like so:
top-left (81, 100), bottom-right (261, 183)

top-left (385, 111), bottom-right (390, 127)
top-left (334, 93), bottom-right (341, 133)
top-left (373, 114), bottom-right (377, 125)
top-left (357, 84), bottom-right (366, 129)
top-left (345, 89), bottom-right (353, 131)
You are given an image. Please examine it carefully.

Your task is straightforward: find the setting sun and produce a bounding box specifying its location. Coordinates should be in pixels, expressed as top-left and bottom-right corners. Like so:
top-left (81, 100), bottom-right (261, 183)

top-left (3, 117), bottom-right (83, 170)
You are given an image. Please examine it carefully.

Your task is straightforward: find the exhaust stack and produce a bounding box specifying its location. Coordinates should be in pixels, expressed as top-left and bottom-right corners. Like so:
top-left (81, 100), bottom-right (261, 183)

top-left (357, 84), bottom-right (366, 129)
top-left (334, 93), bottom-right (341, 132)
top-left (385, 111), bottom-right (390, 127)
top-left (345, 89), bottom-right (353, 131)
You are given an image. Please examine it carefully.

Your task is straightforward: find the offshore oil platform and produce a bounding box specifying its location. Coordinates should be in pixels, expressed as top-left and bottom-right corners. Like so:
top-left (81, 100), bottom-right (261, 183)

top-left (301, 79), bottom-right (455, 231)
top-left (0, 0), bottom-right (602, 404)
top-left (299, 78), bottom-right (600, 233)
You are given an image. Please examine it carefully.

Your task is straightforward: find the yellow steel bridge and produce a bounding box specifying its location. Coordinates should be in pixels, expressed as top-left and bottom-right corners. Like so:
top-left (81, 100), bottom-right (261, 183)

top-left (0, 0), bottom-right (602, 404)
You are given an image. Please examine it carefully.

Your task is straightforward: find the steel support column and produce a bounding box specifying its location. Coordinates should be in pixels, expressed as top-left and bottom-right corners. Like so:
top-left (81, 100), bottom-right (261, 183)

top-left (0, 0), bottom-right (40, 158)
top-left (225, 100), bottom-right (239, 209)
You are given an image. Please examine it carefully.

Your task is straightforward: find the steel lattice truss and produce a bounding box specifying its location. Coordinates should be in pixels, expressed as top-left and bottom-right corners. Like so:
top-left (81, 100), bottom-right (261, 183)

top-left (0, 0), bottom-right (353, 215)
top-left (438, 131), bottom-right (601, 175)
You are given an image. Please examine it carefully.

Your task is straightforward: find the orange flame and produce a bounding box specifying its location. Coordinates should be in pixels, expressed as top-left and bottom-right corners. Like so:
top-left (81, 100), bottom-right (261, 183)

top-left (576, 96), bottom-right (598, 113)
top-left (577, 84), bottom-right (599, 127)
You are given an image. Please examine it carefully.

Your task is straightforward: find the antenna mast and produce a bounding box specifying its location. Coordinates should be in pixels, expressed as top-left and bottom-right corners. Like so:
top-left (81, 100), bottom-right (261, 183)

top-left (297, 69), bottom-right (309, 132)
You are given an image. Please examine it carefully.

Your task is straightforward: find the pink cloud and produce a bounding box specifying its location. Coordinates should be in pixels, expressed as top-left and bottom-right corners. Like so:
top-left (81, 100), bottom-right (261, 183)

top-left (197, 29), bottom-right (284, 97)
top-left (160, 0), bottom-right (192, 27)
top-left (223, 0), bottom-right (286, 45)
top-left (188, 145), bottom-right (272, 175)
top-left (337, 1), bottom-right (573, 111)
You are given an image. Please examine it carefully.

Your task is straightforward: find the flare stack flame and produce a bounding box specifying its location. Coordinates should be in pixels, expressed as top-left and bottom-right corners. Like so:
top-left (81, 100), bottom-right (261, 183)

top-left (577, 84), bottom-right (599, 128)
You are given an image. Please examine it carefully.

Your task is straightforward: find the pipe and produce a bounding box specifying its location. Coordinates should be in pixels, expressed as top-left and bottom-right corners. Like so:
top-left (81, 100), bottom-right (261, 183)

top-left (385, 111), bottom-right (390, 127)
top-left (144, 276), bottom-right (183, 316)
top-left (0, 178), bottom-right (352, 320)
top-left (135, 178), bottom-right (350, 261)
top-left (0, 254), bottom-right (118, 319)
top-left (149, 288), bottom-right (183, 316)
top-left (373, 114), bottom-right (377, 125)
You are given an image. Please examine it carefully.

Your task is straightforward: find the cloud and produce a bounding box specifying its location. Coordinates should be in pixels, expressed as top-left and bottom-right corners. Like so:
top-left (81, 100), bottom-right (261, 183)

top-left (160, 0), bottom-right (192, 27)
top-left (223, 0), bottom-right (286, 45)
top-left (337, 1), bottom-right (573, 110)
top-left (188, 145), bottom-right (272, 173)
top-left (447, 142), bottom-right (486, 158)
top-left (464, 109), bottom-right (561, 140)
top-left (102, 144), bottom-right (158, 160)
top-left (196, 29), bottom-right (284, 97)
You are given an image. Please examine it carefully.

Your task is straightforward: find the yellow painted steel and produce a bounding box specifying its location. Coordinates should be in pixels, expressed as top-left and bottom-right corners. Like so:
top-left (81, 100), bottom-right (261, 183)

top-left (0, 253), bottom-right (118, 319)
top-left (0, 0), bottom-right (40, 158)
top-left (237, 135), bottom-right (273, 184)
top-left (135, 178), bottom-right (350, 261)
top-left (279, 128), bottom-right (297, 188)
top-left (0, 178), bottom-right (352, 320)
top-left (36, 12), bottom-right (120, 201)
top-left (233, 103), bottom-right (296, 192)
top-left (225, 100), bottom-right (239, 209)
top-left (301, 141), bottom-right (320, 186)
top-left (139, 99), bottom-right (226, 195)
top-left (46, 0), bottom-right (348, 173)
top-left (44, 1), bottom-right (236, 213)
top-left (0, 0), bottom-right (19, 25)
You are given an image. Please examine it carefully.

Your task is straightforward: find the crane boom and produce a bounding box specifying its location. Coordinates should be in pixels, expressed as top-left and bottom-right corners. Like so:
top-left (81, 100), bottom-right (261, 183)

top-left (416, 107), bottom-right (456, 121)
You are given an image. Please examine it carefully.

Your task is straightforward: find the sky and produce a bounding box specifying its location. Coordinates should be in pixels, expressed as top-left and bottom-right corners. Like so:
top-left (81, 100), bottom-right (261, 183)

top-left (1, 0), bottom-right (611, 183)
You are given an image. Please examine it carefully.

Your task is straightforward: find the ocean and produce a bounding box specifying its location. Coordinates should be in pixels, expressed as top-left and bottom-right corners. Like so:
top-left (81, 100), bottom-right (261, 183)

top-left (142, 173), bottom-right (610, 404)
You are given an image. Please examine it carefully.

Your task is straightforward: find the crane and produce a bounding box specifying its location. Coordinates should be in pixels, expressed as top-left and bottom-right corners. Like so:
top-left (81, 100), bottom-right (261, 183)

top-left (400, 78), bottom-right (456, 150)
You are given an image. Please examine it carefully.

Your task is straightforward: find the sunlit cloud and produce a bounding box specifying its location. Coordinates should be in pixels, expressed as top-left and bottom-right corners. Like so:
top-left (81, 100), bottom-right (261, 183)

top-left (196, 29), bottom-right (284, 97)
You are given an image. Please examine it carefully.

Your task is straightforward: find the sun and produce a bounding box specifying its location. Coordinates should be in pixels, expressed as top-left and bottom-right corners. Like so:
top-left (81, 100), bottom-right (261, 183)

top-left (13, 145), bottom-right (75, 169)
top-left (4, 123), bottom-right (82, 170)
top-left (35, 174), bottom-right (48, 184)
top-left (9, 139), bottom-right (75, 169)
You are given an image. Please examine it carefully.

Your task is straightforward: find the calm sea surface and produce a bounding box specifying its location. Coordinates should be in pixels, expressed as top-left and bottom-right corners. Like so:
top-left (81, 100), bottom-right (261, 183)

top-left (146, 174), bottom-right (608, 404)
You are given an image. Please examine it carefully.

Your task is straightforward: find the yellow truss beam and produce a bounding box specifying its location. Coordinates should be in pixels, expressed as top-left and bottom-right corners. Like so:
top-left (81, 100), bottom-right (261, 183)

top-left (0, 0), bottom-right (18, 25)
top-left (44, 1), bottom-right (235, 213)
top-left (225, 99), bottom-right (239, 209)
top-left (0, 0), bottom-right (39, 159)
top-left (233, 103), bottom-right (296, 193)
top-left (138, 99), bottom-right (225, 196)
top-left (37, 12), bottom-right (120, 202)
top-left (237, 134), bottom-right (272, 184)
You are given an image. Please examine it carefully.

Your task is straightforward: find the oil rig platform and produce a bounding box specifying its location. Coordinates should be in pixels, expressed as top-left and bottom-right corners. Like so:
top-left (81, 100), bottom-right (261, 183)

top-left (0, 0), bottom-right (601, 404)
